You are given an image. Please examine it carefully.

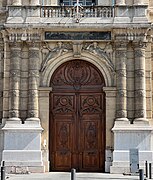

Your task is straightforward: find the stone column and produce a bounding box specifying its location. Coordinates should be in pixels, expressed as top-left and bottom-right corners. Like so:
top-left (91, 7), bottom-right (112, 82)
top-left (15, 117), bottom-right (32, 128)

top-left (116, 0), bottom-right (126, 5)
top-left (133, 41), bottom-right (147, 123)
top-left (12, 0), bottom-right (22, 5)
top-left (9, 42), bottom-right (22, 121)
top-left (26, 42), bottom-right (40, 122)
top-left (30, 0), bottom-right (40, 5)
top-left (133, 0), bottom-right (144, 5)
top-left (115, 41), bottom-right (128, 122)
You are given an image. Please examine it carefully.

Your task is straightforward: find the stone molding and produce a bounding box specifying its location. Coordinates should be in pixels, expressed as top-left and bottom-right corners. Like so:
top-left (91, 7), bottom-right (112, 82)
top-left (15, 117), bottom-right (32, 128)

top-left (9, 90), bottom-right (19, 97)
top-left (135, 110), bottom-right (145, 118)
top-left (10, 70), bottom-right (20, 77)
top-left (29, 50), bottom-right (39, 59)
top-left (116, 110), bottom-right (127, 118)
top-left (117, 90), bottom-right (127, 97)
top-left (134, 49), bottom-right (145, 57)
top-left (28, 90), bottom-right (38, 97)
top-left (135, 70), bottom-right (145, 77)
top-left (133, 41), bottom-right (147, 49)
top-left (29, 70), bottom-right (39, 77)
top-left (9, 110), bottom-right (19, 118)
top-left (9, 42), bottom-right (22, 49)
top-left (116, 70), bottom-right (126, 77)
top-left (135, 90), bottom-right (146, 97)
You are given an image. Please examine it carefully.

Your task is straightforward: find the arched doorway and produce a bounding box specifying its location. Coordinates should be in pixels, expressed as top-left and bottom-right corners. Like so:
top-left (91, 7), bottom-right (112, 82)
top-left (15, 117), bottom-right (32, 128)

top-left (49, 60), bottom-right (106, 172)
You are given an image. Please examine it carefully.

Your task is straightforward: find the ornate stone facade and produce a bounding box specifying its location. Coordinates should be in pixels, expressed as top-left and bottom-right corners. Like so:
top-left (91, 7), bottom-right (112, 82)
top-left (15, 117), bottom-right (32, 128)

top-left (0, 0), bottom-right (153, 174)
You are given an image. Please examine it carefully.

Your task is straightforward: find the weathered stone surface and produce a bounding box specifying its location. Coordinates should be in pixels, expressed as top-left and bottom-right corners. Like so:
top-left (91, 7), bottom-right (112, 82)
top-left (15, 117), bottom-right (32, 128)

top-left (0, 0), bottom-right (153, 175)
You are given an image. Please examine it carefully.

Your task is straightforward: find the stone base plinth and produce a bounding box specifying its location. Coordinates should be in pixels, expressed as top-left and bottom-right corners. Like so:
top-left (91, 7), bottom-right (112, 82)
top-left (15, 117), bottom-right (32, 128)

top-left (105, 149), bottom-right (113, 172)
top-left (110, 122), bottom-right (153, 174)
top-left (2, 121), bottom-right (45, 173)
top-left (110, 150), bottom-right (153, 173)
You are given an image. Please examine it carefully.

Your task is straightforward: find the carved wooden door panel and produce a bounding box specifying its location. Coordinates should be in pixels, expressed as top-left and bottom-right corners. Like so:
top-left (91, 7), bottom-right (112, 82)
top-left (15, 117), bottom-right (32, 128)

top-left (50, 93), bottom-right (76, 171)
top-left (50, 60), bottom-right (105, 172)
top-left (79, 93), bottom-right (105, 171)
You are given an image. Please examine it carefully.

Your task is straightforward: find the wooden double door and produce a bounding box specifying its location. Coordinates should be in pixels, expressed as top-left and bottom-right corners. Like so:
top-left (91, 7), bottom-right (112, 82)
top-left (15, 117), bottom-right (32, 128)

top-left (49, 60), bottom-right (105, 172)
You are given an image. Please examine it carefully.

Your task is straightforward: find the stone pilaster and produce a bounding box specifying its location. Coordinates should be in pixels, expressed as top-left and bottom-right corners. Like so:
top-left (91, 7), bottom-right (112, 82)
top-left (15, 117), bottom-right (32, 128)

top-left (115, 41), bottom-right (128, 123)
top-left (133, 41), bottom-right (147, 123)
top-left (116, 0), bottom-right (126, 5)
top-left (12, 0), bottom-right (22, 5)
top-left (9, 42), bottom-right (22, 121)
top-left (26, 42), bottom-right (40, 122)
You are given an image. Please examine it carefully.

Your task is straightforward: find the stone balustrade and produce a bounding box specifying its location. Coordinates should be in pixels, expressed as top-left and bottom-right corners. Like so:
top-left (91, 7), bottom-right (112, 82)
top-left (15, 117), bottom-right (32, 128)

top-left (7, 5), bottom-right (148, 20)
top-left (41, 6), bottom-right (114, 18)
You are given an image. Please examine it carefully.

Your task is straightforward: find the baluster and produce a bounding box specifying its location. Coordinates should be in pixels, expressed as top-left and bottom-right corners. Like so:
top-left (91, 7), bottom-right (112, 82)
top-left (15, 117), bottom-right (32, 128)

top-left (88, 8), bottom-right (90, 17)
top-left (110, 7), bottom-right (113, 17)
top-left (62, 7), bottom-right (65, 17)
top-left (45, 9), bottom-right (47, 17)
top-left (104, 8), bottom-right (106, 17)
top-left (49, 9), bottom-right (52, 17)
top-left (106, 8), bottom-right (109, 18)
top-left (101, 7), bottom-right (103, 17)
top-left (53, 9), bottom-right (55, 17)
top-left (42, 8), bottom-right (44, 17)
top-left (95, 7), bottom-right (97, 17)
top-left (93, 7), bottom-right (95, 17)
top-left (51, 8), bottom-right (53, 17)
top-left (70, 7), bottom-right (73, 17)
top-left (59, 7), bottom-right (62, 17)
top-left (56, 8), bottom-right (58, 17)
top-left (58, 7), bottom-right (60, 17)
top-left (61, 7), bottom-right (63, 17)
top-left (58, 8), bottom-right (60, 17)
top-left (89, 7), bottom-right (91, 17)
top-left (85, 7), bottom-right (87, 17)
top-left (100, 9), bottom-right (103, 17)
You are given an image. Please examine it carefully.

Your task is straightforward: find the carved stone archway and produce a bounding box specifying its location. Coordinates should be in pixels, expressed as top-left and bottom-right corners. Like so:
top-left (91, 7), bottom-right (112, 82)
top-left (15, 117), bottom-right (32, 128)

top-left (39, 46), bottom-right (116, 172)
top-left (40, 51), bottom-right (115, 87)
